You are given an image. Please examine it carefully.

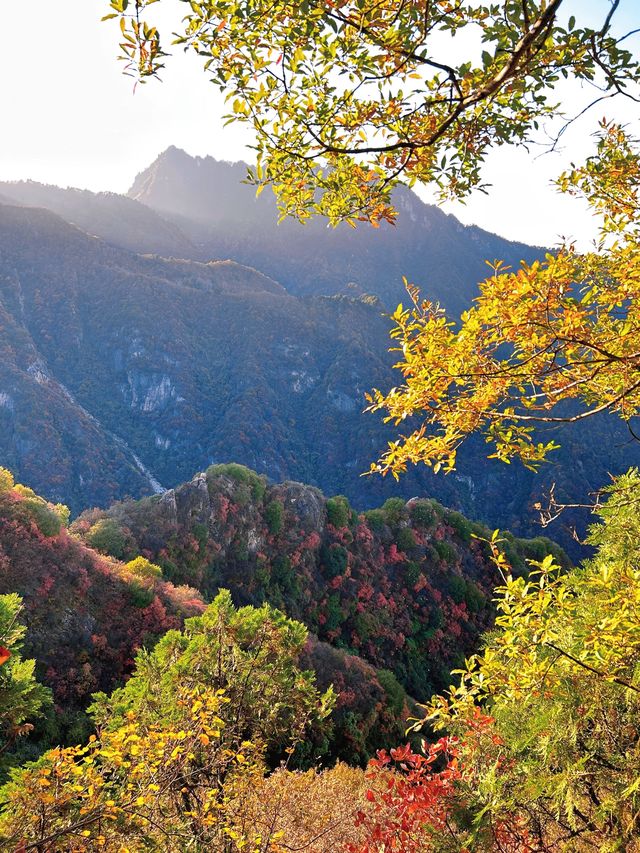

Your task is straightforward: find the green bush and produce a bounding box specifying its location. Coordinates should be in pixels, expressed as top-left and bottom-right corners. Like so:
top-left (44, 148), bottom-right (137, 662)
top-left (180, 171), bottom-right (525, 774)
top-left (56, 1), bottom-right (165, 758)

top-left (206, 463), bottom-right (266, 503)
top-left (382, 497), bottom-right (406, 526)
top-left (12, 485), bottom-right (63, 538)
top-left (377, 669), bottom-right (406, 716)
top-left (430, 607), bottom-right (445, 630)
top-left (324, 594), bottom-right (343, 632)
top-left (127, 581), bottom-right (155, 609)
top-left (364, 508), bottom-right (386, 533)
top-left (326, 495), bottom-right (351, 529)
top-left (404, 561), bottom-right (422, 587)
top-left (86, 518), bottom-right (127, 559)
top-left (193, 522), bottom-right (209, 550)
top-left (447, 573), bottom-right (467, 605)
top-left (265, 500), bottom-right (284, 535)
top-left (23, 500), bottom-right (63, 538)
top-left (464, 582), bottom-right (486, 613)
top-left (409, 500), bottom-right (435, 528)
top-left (396, 527), bottom-right (417, 552)
top-left (271, 555), bottom-right (297, 593)
top-left (446, 510), bottom-right (473, 543)
top-left (320, 543), bottom-right (348, 578)
top-left (231, 537), bottom-right (249, 563)
top-left (434, 540), bottom-right (456, 564)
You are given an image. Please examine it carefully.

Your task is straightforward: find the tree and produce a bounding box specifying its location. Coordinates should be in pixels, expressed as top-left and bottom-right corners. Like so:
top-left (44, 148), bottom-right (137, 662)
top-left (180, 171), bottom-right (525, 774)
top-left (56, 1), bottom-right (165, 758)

top-left (0, 684), bottom-right (262, 851)
top-left (353, 471), bottom-right (640, 851)
top-left (105, 1), bottom-right (640, 223)
top-left (90, 589), bottom-right (334, 763)
top-left (0, 594), bottom-right (51, 775)
top-left (0, 591), bottom-right (334, 851)
top-left (367, 122), bottom-right (640, 477)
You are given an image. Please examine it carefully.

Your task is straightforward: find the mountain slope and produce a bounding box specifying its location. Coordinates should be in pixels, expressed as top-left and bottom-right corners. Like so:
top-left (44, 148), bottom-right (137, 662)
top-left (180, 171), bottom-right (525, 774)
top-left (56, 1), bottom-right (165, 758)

top-left (74, 462), bottom-right (569, 702)
top-left (128, 146), bottom-right (544, 313)
top-left (1, 200), bottom-right (638, 557)
top-left (0, 471), bottom-right (415, 766)
top-left (0, 180), bottom-right (197, 258)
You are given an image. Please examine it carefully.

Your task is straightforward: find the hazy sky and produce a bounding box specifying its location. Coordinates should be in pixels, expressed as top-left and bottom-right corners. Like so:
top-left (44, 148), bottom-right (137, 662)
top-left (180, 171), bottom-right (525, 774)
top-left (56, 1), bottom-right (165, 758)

top-left (0, 1), bottom-right (638, 248)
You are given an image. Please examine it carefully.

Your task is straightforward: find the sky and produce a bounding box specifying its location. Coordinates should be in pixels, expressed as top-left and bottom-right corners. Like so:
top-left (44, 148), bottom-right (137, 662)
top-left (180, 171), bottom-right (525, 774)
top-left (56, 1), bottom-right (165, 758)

top-left (0, 0), bottom-right (638, 249)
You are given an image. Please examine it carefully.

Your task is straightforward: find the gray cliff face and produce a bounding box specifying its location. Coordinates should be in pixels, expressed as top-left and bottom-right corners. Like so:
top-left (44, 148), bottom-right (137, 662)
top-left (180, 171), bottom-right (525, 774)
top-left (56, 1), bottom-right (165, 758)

top-left (269, 481), bottom-right (326, 534)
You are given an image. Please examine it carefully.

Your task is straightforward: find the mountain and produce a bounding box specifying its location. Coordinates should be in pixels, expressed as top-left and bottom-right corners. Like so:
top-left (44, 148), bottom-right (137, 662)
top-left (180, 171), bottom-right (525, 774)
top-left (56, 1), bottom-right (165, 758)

top-left (0, 470), bottom-right (417, 767)
top-left (1, 198), bottom-right (638, 557)
top-left (73, 462), bottom-right (567, 703)
top-left (0, 179), bottom-right (197, 258)
top-left (127, 146), bottom-right (545, 314)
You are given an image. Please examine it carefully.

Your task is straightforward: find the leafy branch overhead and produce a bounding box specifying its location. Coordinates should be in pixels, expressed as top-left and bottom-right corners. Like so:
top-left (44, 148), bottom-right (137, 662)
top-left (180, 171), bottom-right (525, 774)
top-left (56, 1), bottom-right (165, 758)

top-left (105, 0), bottom-right (640, 224)
top-left (367, 123), bottom-right (640, 477)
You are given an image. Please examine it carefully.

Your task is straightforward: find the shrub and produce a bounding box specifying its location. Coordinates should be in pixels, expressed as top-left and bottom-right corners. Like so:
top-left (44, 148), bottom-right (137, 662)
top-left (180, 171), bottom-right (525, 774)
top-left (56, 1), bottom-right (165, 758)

top-left (320, 544), bottom-right (348, 578)
top-left (364, 509), bottom-right (386, 533)
top-left (409, 500), bottom-right (435, 528)
top-left (396, 527), bottom-right (417, 552)
top-left (326, 496), bottom-right (351, 529)
top-left (404, 561), bottom-right (422, 587)
top-left (446, 510), bottom-right (473, 543)
top-left (23, 500), bottom-right (62, 538)
top-left (265, 500), bottom-right (284, 535)
top-left (127, 581), bottom-right (155, 609)
top-left (464, 582), bottom-right (486, 613)
top-left (86, 519), bottom-right (127, 559)
top-left (125, 556), bottom-right (163, 579)
top-left (447, 574), bottom-right (467, 605)
top-left (434, 540), bottom-right (456, 564)
top-left (376, 669), bottom-right (406, 716)
top-left (206, 463), bottom-right (266, 503)
top-left (193, 522), bottom-right (209, 550)
top-left (324, 594), bottom-right (343, 633)
top-left (382, 497), bottom-right (406, 526)
top-left (271, 556), bottom-right (297, 594)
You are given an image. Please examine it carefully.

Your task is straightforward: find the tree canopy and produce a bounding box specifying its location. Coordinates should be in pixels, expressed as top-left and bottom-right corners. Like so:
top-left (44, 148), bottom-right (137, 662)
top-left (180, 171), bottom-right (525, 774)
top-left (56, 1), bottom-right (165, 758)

top-left (353, 471), bottom-right (640, 851)
top-left (0, 594), bottom-right (51, 775)
top-left (366, 121), bottom-right (640, 477)
top-left (106, 0), bottom-right (640, 223)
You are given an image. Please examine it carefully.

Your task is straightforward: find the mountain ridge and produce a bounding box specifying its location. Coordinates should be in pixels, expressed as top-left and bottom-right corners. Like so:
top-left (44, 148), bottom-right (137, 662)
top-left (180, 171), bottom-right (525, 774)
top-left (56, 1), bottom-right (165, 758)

top-left (127, 146), bottom-right (546, 313)
top-left (0, 197), bottom-right (638, 558)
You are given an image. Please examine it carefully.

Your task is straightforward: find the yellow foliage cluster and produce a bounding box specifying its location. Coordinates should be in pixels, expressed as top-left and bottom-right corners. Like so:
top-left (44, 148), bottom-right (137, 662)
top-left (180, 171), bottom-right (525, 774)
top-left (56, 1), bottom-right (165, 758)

top-left (0, 687), bottom-right (259, 852)
top-left (367, 123), bottom-right (640, 477)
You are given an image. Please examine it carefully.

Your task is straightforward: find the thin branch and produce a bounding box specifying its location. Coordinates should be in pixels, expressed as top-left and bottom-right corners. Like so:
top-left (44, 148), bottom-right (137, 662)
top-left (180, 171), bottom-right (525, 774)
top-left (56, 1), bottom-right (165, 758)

top-left (544, 641), bottom-right (640, 694)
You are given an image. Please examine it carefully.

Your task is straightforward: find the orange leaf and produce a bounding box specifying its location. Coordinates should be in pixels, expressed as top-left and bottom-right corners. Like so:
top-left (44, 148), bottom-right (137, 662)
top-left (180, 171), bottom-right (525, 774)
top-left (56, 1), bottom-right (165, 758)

top-left (0, 646), bottom-right (11, 666)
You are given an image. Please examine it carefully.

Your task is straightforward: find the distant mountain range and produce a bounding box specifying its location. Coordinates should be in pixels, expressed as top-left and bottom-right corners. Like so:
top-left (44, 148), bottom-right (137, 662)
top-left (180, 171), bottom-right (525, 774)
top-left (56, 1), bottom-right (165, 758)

top-left (2, 147), bottom-right (542, 314)
top-left (0, 152), bottom-right (637, 557)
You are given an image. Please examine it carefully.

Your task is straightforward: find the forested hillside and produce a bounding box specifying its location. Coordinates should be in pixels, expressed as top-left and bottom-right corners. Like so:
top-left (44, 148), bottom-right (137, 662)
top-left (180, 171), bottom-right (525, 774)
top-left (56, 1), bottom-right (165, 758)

top-left (0, 199), bottom-right (637, 557)
top-left (0, 463), bottom-right (566, 775)
top-left (0, 469), bottom-right (421, 768)
top-left (73, 462), bottom-right (567, 703)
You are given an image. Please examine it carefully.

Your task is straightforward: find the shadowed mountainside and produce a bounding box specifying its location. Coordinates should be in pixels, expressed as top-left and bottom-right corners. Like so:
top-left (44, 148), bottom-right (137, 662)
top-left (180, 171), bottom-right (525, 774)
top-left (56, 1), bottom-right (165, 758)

top-left (1, 200), bottom-right (638, 557)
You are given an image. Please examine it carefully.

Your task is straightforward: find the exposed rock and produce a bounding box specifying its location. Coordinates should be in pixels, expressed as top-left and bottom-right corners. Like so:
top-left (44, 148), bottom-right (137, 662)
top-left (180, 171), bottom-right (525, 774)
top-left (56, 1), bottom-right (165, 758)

top-left (270, 481), bottom-right (326, 533)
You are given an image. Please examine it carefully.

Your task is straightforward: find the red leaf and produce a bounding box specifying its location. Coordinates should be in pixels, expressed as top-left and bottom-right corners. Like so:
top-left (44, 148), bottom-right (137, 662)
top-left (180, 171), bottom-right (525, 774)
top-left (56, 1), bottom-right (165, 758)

top-left (0, 646), bottom-right (10, 666)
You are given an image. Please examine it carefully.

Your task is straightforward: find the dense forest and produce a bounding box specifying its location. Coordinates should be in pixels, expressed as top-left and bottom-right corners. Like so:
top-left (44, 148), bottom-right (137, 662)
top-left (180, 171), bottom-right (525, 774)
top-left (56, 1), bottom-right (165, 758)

top-left (2, 465), bottom-right (640, 850)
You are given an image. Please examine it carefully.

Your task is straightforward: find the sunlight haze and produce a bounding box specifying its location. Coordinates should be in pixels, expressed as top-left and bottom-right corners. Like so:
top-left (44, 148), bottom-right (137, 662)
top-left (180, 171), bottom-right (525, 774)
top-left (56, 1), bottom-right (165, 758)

top-left (1, 0), bottom-right (638, 249)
